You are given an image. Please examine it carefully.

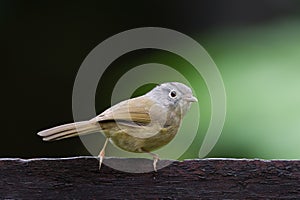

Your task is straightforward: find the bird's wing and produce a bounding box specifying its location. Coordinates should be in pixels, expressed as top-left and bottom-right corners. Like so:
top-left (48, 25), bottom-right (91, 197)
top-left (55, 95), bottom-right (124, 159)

top-left (92, 96), bottom-right (167, 128)
top-left (91, 96), bottom-right (170, 139)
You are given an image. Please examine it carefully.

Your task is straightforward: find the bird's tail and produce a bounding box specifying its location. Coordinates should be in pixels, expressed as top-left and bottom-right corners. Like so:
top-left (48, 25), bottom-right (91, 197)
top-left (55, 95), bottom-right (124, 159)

top-left (37, 120), bottom-right (100, 141)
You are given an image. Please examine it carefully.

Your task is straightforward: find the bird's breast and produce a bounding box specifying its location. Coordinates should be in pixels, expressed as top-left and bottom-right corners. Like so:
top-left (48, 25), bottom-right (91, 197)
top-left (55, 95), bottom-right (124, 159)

top-left (108, 117), bottom-right (181, 153)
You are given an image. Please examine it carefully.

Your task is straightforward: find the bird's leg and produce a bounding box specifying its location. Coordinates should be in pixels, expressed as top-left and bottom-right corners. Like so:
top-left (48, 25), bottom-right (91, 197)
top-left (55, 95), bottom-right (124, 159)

top-left (142, 148), bottom-right (160, 172)
top-left (98, 138), bottom-right (109, 170)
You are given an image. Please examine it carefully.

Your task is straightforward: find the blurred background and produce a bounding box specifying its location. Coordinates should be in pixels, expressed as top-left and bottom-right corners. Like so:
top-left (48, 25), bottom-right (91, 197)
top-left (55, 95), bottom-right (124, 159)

top-left (1, 0), bottom-right (300, 159)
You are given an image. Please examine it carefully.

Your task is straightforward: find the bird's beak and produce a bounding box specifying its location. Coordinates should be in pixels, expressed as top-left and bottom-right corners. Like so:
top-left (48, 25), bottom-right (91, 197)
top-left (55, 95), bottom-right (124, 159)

top-left (185, 95), bottom-right (198, 102)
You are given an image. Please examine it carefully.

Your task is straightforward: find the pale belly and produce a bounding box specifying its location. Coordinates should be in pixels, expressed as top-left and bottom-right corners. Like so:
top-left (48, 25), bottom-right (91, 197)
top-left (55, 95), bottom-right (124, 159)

top-left (108, 124), bottom-right (180, 153)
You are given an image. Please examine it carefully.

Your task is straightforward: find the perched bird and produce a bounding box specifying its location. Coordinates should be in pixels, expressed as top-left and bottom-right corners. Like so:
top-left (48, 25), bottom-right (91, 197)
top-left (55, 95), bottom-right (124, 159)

top-left (37, 82), bottom-right (197, 171)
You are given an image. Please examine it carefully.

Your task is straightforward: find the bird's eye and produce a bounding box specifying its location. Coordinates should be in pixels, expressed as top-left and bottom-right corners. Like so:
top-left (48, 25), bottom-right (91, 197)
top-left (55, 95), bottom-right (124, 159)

top-left (169, 90), bottom-right (177, 98)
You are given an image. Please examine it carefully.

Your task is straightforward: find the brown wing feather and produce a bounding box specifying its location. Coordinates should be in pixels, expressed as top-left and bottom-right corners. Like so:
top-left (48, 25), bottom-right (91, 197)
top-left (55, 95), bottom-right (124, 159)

top-left (90, 96), bottom-right (169, 140)
top-left (94, 96), bottom-right (156, 125)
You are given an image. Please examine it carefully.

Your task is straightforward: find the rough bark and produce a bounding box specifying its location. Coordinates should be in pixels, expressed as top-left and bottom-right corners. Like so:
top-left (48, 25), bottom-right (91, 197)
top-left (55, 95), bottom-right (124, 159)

top-left (0, 157), bottom-right (299, 199)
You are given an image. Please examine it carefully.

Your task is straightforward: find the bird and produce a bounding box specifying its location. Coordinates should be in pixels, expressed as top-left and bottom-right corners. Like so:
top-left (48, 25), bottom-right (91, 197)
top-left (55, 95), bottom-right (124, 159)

top-left (37, 82), bottom-right (197, 171)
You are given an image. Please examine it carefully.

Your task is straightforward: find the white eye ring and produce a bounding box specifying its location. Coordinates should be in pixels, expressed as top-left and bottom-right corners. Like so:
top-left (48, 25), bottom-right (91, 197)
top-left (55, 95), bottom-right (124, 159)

top-left (169, 90), bottom-right (177, 98)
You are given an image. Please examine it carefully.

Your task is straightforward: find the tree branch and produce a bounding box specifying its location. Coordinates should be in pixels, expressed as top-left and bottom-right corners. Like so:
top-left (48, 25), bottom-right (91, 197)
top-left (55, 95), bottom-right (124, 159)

top-left (1, 157), bottom-right (299, 199)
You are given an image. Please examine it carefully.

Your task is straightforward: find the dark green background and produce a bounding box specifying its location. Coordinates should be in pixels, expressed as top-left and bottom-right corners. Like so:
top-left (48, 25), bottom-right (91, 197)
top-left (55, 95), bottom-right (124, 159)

top-left (2, 1), bottom-right (300, 159)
